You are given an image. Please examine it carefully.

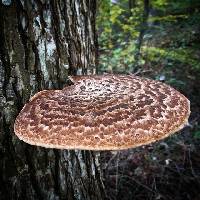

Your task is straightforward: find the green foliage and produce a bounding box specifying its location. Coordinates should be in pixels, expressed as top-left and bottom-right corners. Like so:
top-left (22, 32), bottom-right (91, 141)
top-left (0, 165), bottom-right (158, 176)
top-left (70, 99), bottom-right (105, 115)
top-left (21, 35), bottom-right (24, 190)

top-left (97, 0), bottom-right (145, 73)
top-left (193, 129), bottom-right (200, 139)
top-left (143, 46), bottom-right (200, 70)
top-left (97, 0), bottom-right (200, 77)
top-left (148, 14), bottom-right (188, 23)
top-left (99, 42), bottom-right (136, 73)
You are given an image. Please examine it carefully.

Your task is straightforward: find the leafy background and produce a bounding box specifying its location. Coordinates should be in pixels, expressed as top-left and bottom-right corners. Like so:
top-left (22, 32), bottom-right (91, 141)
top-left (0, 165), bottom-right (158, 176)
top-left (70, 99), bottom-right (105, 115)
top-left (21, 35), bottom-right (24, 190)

top-left (97, 0), bottom-right (200, 199)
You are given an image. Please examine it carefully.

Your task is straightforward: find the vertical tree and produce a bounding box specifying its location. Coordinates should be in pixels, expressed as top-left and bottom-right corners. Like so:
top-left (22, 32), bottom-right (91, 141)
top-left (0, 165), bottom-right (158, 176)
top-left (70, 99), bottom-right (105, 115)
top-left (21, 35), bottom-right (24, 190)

top-left (134, 0), bottom-right (149, 70)
top-left (0, 0), bottom-right (104, 199)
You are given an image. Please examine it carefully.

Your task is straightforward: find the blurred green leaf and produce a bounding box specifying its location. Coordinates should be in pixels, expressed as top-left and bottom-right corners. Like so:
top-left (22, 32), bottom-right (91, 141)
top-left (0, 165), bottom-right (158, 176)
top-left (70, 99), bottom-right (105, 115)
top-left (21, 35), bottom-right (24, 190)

top-left (193, 130), bottom-right (200, 139)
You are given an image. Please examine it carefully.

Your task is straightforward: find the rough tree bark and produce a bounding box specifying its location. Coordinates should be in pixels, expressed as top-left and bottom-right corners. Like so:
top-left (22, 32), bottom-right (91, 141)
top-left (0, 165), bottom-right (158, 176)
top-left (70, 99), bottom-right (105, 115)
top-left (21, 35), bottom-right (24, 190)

top-left (0, 0), bottom-right (105, 200)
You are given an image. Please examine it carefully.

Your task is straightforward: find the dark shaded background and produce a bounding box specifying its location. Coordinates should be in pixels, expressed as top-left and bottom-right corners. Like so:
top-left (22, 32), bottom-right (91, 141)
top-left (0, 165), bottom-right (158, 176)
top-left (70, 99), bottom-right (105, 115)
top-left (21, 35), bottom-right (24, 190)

top-left (97, 0), bottom-right (200, 199)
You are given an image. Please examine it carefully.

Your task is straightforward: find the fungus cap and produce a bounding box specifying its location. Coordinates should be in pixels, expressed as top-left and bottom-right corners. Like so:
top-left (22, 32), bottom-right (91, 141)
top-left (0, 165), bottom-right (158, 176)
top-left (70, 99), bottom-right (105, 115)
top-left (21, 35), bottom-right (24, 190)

top-left (14, 75), bottom-right (190, 150)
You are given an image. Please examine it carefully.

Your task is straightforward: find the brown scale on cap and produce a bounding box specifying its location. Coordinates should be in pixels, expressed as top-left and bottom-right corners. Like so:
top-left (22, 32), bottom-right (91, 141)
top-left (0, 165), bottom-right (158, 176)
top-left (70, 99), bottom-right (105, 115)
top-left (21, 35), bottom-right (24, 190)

top-left (14, 75), bottom-right (190, 150)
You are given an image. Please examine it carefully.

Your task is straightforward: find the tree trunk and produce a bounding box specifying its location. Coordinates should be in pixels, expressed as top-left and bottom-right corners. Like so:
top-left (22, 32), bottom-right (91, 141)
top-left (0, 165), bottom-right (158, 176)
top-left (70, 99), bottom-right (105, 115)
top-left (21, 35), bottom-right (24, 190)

top-left (133, 0), bottom-right (149, 72)
top-left (0, 1), bottom-right (104, 200)
top-left (128, 0), bottom-right (135, 13)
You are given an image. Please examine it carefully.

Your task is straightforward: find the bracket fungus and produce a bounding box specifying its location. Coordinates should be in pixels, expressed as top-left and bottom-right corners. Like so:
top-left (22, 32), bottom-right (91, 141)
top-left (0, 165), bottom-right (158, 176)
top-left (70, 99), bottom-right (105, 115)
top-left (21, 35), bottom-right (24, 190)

top-left (14, 75), bottom-right (190, 150)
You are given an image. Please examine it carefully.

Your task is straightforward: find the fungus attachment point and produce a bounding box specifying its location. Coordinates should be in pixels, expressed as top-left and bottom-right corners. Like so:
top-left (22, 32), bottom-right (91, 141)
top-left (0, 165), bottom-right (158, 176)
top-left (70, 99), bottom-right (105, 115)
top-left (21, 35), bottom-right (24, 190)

top-left (14, 75), bottom-right (190, 150)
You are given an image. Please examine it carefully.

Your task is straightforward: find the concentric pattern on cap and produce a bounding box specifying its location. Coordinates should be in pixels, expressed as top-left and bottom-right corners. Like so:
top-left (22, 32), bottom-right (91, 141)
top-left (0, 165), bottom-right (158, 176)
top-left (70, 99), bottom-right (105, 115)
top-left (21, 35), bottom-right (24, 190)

top-left (14, 75), bottom-right (190, 150)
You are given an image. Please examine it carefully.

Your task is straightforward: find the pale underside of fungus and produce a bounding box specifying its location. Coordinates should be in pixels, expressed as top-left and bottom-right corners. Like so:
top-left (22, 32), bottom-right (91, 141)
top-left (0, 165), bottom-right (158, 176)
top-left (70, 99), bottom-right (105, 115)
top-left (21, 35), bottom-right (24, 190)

top-left (14, 75), bottom-right (190, 150)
